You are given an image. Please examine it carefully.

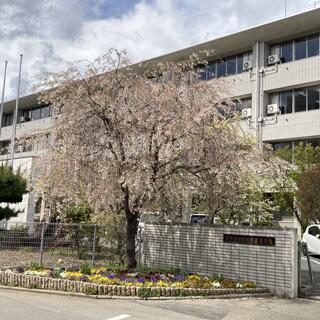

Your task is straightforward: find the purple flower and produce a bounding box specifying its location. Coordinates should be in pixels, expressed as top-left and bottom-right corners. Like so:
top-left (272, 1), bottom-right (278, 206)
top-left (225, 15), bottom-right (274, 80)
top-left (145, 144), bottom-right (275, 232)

top-left (151, 276), bottom-right (157, 283)
top-left (99, 270), bottom-right (108, 276)
top-left (15, 266), bottom-right (24, 273)
top-left (137, 277), bottom-right (145, 283)
top-left (120, 275), bottom-right (126, 281)
top-left (108, 274), bottom-right (116, 279)
top-left (80, 275), bottom-right (89, 282)
top-left (174, 275), bottom-right (186, 282)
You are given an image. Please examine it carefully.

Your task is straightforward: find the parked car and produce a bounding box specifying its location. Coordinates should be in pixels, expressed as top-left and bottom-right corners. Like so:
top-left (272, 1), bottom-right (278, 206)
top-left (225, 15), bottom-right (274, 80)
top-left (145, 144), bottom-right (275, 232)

top-left (302, 224), bottom-right (320, 255)
top-left (189, 214), bottom-right (208, 224)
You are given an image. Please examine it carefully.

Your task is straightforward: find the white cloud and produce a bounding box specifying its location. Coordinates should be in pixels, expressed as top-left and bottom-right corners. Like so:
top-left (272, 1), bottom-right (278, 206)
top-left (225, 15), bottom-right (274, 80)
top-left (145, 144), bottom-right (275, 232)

top-left (0, 0), bottom-right (317, 100)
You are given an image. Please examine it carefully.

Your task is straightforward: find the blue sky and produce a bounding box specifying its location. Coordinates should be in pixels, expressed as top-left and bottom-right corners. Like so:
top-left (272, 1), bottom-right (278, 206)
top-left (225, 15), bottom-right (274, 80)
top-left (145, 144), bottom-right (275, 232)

top-left (0, 0), bottom-right (319, 99)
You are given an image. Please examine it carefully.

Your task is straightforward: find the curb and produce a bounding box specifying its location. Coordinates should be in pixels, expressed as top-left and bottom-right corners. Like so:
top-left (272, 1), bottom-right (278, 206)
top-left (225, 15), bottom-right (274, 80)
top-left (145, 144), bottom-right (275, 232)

top-left (0, 285), bottom-right (273, 300)
top-left (0, 271), bottom-right (268, 298)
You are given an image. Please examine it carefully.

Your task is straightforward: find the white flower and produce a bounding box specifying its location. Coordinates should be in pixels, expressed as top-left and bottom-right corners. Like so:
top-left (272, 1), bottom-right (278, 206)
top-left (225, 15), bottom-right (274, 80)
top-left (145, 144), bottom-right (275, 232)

top-left (60, 272), bottom-right (67, 279)
top-left (236, 282), bottom-right (243, 288)
top-left (212, 281), bottom-right (221, 288)
top-left (25, 270), bottom-right (48, 277)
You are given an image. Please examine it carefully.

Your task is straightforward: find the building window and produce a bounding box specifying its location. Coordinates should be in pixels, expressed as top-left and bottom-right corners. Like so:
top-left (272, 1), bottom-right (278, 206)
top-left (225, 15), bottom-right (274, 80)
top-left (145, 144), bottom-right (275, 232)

top-left (41, 106), bottom-right (51, 118)
top-left (294, 37), bottom-right (307, 60)
top-left (31, 108), bottom-right (41, 120)
top-left (207, 62), bottom-right (216, 80)
top-left (307, 34), bottom-right (319, 57)
top-left (295, 89), bottom-right (307, 112)
top-left (270, 33), bottom-right (320, 63)
top-left (198, 67), bottom-right (207, 81)
top-left (270, 85), bottom-right (320, 115)
top-left (272, 141), bottom-right (293, 151)
top-left (226, 56), bottom-right (236, 76)
top-left (197, 51), bottom-right (252, 80)
top-left (307, 138), bottom-right (320, 148)
top-left (235, 97), bottom-right (252, 112)
top-left (270, 44), bottom-right (280, 55)
top-left (217, 60), bottom-right (226, 78)
top-left (0, 140), bottom-right (10, 155)
top-left (281, 41), bottom-right (293, 63)
top-left (236, 54), bottom-right (243, 73)
top-left (279, 91), bottom-right (292, 114)
top-left (307, 86), bottom-right (320, 110)
top-left (3, 113), bottom-right (13, 127)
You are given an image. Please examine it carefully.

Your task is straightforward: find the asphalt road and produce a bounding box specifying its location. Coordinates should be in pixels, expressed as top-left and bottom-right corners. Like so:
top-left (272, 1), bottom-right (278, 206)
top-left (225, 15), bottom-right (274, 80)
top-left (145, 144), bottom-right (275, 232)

top-left (0, 289), bottom-right (320, 320)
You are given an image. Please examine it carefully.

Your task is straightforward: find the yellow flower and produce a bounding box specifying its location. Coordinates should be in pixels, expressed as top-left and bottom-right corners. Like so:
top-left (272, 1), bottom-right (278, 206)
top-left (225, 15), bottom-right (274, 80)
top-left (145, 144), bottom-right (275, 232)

top-left (66, 272), bottom-right (83, 279)
top-left (171, 282), bottom-right (183, 288)
top-left (187, 275), bottom-right (201, 281)
top-left (155, 280), bottom-right (169, 287)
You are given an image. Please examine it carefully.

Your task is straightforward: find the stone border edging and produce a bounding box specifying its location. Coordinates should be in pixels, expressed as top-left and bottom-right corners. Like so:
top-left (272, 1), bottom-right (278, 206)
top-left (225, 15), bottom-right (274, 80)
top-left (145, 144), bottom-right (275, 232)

top-left (0, 271), bottom-right (268, 298)
top-left (0, 285), bottom-right (274, 300)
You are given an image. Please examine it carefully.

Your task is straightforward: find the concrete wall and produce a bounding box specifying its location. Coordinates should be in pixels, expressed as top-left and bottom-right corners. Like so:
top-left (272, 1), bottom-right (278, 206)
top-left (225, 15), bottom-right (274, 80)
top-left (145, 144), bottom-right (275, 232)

top-left (143, 223), bottom-right (298, 298)
top-left (262, 109), bottom-right (320, 141)
top-left (0, 117), bottom-right (52, 142)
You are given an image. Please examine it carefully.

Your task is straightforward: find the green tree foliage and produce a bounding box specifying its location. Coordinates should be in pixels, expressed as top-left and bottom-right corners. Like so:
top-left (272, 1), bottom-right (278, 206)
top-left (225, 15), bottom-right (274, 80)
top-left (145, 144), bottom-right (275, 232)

top-left (0, 165), bottom-right (27, 220)
top-left (274, 143), bottom-right (320, 229)
top-left (296, 164), bottom-right (320, 224)
top-left (62, 204), bottom-right (92, 224)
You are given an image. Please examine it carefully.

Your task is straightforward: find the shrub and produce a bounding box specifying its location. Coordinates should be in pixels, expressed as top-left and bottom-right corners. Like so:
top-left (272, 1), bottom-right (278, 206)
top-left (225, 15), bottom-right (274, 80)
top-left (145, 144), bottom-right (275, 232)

top-left (80, 263), bottom-right (92, 275)
top-left (138, 287), bottom-right (160, 299)
top-left (28, 261), bottom-right (44, 271)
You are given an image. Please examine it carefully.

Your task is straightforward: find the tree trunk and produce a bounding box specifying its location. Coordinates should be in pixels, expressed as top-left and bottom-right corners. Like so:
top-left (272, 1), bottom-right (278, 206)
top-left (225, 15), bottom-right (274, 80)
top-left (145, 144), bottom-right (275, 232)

top-left (126, 213), bottom-right (138, 269)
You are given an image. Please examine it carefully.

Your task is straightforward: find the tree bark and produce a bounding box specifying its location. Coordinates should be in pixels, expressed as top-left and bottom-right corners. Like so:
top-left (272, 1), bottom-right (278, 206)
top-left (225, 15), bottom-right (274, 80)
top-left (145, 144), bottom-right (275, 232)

top-left (126, 213), bottom-right (138, 269)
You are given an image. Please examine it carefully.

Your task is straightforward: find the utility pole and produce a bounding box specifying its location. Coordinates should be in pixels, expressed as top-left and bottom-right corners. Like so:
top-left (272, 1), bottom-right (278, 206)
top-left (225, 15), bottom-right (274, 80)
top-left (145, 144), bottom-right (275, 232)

top-left (0, 61), bottom-right (8, 140)
top-left (10, 54), bottom-right (23, 168)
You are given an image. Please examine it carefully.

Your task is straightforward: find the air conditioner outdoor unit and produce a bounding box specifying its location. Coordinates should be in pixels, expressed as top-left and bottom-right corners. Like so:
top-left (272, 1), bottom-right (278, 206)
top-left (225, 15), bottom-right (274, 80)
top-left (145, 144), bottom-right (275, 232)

top-left (243, 60), bottom-right (253, 71)
top-left (268, 54), bottom-right (280, 65)
top-left (267, 104), bottom-right (279, 115)
top-left (241, 108), bottom-right (252, 119)
top-left (19, 116), bottom-right (25, 123)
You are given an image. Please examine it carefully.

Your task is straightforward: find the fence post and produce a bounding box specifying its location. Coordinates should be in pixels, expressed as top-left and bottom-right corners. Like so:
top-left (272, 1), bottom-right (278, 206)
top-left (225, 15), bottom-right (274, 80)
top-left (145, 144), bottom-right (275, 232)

top-left (39, 222), bottom-right (46, 266)
top-left (297, 241), bottom-right (301, 295)
top-left (92, 224), bottom-right (97, 267)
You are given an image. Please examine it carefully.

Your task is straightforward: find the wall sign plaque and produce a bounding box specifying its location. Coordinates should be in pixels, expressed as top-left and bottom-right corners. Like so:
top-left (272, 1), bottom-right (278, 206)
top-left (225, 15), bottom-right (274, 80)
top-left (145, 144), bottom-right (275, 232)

top-left (223, 234), bottom-right (276, 246)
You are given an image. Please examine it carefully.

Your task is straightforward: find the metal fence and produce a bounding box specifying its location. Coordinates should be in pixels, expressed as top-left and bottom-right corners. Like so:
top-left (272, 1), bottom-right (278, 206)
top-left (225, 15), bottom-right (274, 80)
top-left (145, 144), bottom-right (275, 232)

top-left (0, 221), bottom-right (127, 268)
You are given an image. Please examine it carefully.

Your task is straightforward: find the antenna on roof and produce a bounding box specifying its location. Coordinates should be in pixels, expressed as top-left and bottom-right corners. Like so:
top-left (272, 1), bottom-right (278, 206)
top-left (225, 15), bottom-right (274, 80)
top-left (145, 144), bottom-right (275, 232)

top-left (284, 0), bottom-right (287, 16)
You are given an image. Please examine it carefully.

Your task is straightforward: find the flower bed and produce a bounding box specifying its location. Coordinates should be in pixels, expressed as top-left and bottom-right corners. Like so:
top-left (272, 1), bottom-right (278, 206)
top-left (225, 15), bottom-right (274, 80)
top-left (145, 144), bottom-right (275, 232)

top-left (0, 264), bottom-right (269, 298)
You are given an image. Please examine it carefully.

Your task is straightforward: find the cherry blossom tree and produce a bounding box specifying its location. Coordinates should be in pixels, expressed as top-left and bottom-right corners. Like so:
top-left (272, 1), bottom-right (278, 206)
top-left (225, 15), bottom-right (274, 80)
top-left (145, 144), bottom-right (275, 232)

top-left (35, 49), bottom-right (273, 267)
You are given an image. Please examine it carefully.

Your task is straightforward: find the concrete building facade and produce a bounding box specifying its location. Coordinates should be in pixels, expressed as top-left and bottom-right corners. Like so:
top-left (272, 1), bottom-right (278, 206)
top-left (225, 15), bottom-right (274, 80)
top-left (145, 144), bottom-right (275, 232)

top-left (1, 8), bottom-right (320, 228)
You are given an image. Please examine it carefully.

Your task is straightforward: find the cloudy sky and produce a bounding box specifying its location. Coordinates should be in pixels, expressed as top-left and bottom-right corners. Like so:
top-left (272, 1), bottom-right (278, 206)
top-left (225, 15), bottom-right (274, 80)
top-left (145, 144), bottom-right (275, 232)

top-left (0, 0), bottom-right (318, 100)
